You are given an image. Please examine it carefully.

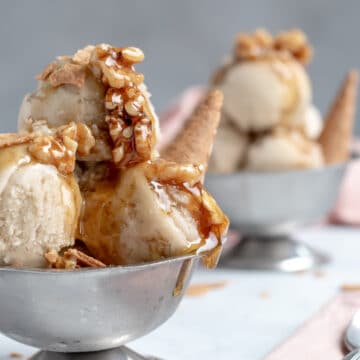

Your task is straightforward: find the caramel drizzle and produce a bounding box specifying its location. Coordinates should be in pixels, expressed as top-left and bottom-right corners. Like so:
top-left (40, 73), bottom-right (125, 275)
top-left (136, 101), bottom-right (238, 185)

top-left (96, 46), bottom-right (155, 168)
top-left (148, 160), bottom-right (229, 268)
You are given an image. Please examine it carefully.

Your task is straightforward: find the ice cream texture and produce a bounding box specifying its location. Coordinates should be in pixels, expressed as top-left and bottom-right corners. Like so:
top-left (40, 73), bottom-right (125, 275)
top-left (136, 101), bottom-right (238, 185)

top-left (3, 44), bottom-right (228, 268)
top-left (79, 160), bottom-right (227, 267)
top-left (0, 132), bottom-right (81, 267)
top-left (210, 28), bottom-right (328, 172)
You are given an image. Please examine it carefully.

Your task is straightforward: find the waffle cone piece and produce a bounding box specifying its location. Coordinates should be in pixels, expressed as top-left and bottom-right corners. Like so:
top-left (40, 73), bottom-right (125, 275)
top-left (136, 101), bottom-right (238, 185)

top-left (0, 133), bottom-right (34, 149)
top-left (161, 90), bottom-right (223, 172)
top-left (319, 70), bottom-right (359, 164)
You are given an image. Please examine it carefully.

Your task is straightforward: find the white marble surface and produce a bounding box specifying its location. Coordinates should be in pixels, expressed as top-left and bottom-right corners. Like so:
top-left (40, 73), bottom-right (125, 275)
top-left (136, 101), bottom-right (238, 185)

top-left (0, 226), bottom-right (359, 359)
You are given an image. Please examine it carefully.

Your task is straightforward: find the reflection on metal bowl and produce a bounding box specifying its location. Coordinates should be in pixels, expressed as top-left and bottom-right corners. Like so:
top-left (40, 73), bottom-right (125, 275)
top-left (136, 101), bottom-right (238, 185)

top-left (0, 255), bottom-right (199, 359)
top-left (206, 163), bottom-right (347, 272)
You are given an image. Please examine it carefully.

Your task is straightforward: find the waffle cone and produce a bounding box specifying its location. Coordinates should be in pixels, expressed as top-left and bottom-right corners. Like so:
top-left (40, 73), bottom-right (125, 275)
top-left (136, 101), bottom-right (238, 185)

top-left (319, 70), bottom-right (358, 164)
top-left (161, 89), bottom-right (223, 171)
top-left (0, 133), bottom-right (34, 150)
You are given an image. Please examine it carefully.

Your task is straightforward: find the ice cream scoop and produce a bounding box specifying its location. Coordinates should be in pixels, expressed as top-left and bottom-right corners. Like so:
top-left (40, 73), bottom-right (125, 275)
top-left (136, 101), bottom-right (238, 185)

top-left (0, 134), bottom-right (81, 267)
top-left (208, 115), bottom-right (248, 173)
top-left (219, 60), bottom-right (312, 132)
top-left (18, 68), bottom-right (106, 132)
top-left (246, 128), bottom-right (323, 171)
top-left (214, 29), bottom-right (314, 133)
top-left (302, 105), bottom-right (323, 140)
top-left (18, 44), bottom-right (159, 165)
top-left (78, 160), bottom-right (228, 268)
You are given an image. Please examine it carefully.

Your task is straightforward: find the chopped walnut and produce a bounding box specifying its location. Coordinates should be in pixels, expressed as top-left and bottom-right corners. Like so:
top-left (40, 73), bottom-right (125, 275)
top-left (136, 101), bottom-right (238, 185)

top-left (143, 159), bottom-right (204, 186)
top-left (34, 44), bottom-right (156, 168)
top-left (235, 28), bottom-right (273, 61)
top-left (234, 28), bottom-right (312, 65)
top-left (76, 123), bottom-right (96, 156)
top-left (96, 45), bottom-right (145, 88)
top-left (45, 248), bottom-right (106, 269)
top-left (79, 44), bottom-right (154, 167)
top-left (274, 29), bottom-right (312, 64)
top-left (28, 135), bottom-right (76, 174)
top-left (27, 123), bottom-right (95, 175)
top-left (103, 66), bottom-right (153, 167)
top-left (134, 117), bottom-right (152, 158)
top-left (122, 47), bottom-right (145, 64)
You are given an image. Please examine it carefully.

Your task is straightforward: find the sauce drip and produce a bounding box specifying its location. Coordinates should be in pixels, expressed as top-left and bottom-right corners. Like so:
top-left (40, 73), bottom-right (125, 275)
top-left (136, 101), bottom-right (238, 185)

top-left (96, 45), bottom-right (155, 168)
top-left (148, 161), bottom-right (229, 268)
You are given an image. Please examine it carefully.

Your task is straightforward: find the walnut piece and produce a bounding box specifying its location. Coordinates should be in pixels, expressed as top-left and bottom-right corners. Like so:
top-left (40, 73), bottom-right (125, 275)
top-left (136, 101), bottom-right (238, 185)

top-left (45, 248), bottom-right (106, 269)
top-left (27, 123), bottom-right (95, 175)
top-left (234, 28), bottom-right (312, 65)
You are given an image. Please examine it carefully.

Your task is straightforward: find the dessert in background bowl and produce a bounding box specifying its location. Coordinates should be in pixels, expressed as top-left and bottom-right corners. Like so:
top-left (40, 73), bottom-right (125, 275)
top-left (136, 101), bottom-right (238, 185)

top-left (209, 29), bottom-right (355, 173)
top-left (205, 28), bottom-right (358, 271)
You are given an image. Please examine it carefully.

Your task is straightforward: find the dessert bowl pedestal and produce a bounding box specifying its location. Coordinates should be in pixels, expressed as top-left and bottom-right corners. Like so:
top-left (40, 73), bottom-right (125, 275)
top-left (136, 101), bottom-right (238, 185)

top-left (206, 163), bottom-right (347, 272)
top-left (30, 346), bottom-right (162, 359)
top-left (0, 255), bottom-right (199, 359)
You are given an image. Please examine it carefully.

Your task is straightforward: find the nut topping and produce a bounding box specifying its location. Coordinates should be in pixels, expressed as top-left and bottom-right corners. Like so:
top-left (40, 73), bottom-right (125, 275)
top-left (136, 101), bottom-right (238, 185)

top-left (234, 28), bottom-right (312, 64)
top-left (27, 123), bottom-right (95, 174)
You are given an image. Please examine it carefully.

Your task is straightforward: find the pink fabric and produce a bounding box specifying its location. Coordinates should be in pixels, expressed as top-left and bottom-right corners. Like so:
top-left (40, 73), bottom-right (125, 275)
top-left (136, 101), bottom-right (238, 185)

top-left (265, 292), bottom-right (360, 360)
top-left (331, 157), bottom-right (360, 225)
top-left (160, 86), bottom-right (360, 226)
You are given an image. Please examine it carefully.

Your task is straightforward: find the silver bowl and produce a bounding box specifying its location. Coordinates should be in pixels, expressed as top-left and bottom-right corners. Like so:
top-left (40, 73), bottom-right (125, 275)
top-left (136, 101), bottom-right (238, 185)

top-left (0, 255), bottom-right (199, 359)
top-left (205, 163), bottom-right (347, 272)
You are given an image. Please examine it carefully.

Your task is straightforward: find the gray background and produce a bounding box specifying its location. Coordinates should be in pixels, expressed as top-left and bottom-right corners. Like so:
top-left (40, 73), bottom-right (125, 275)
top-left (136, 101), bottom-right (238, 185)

top-left (1, 0), bottom-right (359, 133)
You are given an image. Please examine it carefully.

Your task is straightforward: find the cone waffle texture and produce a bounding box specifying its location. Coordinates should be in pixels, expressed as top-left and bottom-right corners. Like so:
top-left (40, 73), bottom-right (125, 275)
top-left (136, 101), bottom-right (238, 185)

top-left (319, 70), bottom-right (358, 164)
top-left (161, 89), bottom-right (223, 170)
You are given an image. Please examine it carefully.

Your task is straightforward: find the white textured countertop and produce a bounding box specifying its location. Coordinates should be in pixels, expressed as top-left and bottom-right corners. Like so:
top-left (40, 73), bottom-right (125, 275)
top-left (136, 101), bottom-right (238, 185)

top-left (0, 226), bottom-right (359, 360)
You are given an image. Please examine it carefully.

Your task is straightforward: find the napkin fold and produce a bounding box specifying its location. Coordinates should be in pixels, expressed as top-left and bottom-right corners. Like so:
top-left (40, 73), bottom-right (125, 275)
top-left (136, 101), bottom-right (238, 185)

top-left (265, 292), bottom-right (360, 360)
top-left (160, 87), bottom-right (360, 226)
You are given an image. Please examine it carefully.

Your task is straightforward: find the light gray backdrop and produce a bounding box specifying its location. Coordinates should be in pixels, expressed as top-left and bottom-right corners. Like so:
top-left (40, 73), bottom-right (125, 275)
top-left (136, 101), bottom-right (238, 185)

top-left (1, 0), bottom-right (359, 133)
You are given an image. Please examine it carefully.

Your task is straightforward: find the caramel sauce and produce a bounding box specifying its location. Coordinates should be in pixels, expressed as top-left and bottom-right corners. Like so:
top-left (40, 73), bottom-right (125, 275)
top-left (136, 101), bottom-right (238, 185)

top-left (77, 161), bottom-right (229, 268)
top-left (269, 60), bottom-right (301, 128)
top-left (166, 182), bottom-right (228, 268)
top-left (28, 135), bottom-right (76, 174)
top-left (97, 45), bottom-right (156, 168)
top-left (145, 162), bottom-right (229, 268)
top-left (0, 144), bottom-right (31, 174)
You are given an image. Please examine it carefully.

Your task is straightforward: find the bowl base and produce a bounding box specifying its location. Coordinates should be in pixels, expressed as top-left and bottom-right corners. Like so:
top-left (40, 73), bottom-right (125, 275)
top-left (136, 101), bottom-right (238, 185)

top-left (30, 347), bottom-right (163, 360)
top-left (220, 234), bottom-right (330, 272)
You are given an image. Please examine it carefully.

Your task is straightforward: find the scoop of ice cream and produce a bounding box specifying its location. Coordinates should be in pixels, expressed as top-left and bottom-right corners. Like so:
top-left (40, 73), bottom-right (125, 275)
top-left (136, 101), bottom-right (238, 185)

top-left (219, 60), bottom-right (312, 132)
top-left (0, 142), bottom-right (81, 267)
top-left (18, 69), bottom-right (106, 131)
top-left (302, 105), bottom-right (323, 140)
top-left (208, 116), bottom-right (248, 173)
top-left (78, 160), bottom-right (228, 267)
top-left (246, 128), bottom-right (324, 171)
top-left (18, 44), bottom-right (159, 166)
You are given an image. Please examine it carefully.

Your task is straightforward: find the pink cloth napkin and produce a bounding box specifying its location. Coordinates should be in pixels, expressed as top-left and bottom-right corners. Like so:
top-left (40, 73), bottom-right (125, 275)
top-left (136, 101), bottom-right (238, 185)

top-left (159, 86), bottom-right (360, 226)
top-left (331, 157), bottom-right (360, 225)
top-left (265, 292), bottom-right (360, 360)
